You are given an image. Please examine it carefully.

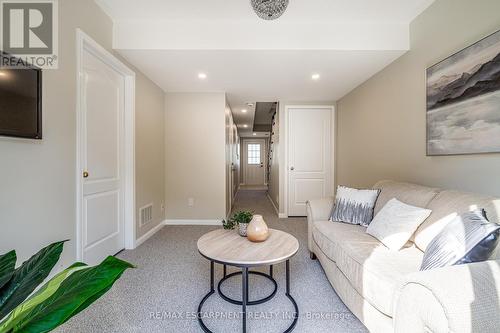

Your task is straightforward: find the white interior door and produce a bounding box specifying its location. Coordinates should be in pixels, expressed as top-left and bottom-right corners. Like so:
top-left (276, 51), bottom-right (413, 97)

top-left (244, 139), bottom-right (266, 186)
top-left (288, 107), bottom-right (332, 216)
top-left (80, 46), bottom-right (126, 265)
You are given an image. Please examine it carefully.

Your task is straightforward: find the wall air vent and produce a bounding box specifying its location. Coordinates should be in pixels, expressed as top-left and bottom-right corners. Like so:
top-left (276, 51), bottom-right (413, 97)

top-left (140, 204), bottom-right (153, 226)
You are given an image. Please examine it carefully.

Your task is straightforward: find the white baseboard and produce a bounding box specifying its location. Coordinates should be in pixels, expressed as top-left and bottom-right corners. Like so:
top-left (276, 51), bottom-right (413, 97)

top-left (163, 219), bottom-right (221, 226)
top-left (266, 193), bottom-right (279, 216)
top-left (278, 213), bottom-right (288, 219)
top-left (130, 218), bottom-right (221, 248)
top-left (135, 222), bottom-right (164, 247)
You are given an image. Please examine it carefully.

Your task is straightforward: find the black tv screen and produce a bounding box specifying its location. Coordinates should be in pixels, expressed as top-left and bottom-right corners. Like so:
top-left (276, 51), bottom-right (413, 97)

top-left (0, 55), bottom-right (42, 139)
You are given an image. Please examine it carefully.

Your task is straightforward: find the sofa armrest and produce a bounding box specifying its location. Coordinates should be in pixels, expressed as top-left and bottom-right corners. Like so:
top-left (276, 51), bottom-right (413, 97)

top-left (306, 198), bottom-right (334, 253)
top-left (394, 260), bottom-right (500, 333)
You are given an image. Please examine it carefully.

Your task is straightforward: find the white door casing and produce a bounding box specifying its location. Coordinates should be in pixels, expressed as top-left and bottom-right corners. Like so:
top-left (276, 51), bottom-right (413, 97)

top-left (76, 30), bottom-right (136, 265)
top-left (243, 139), bottom-right (266, 186)
top-left (286, 106), bottom-right (333, 216)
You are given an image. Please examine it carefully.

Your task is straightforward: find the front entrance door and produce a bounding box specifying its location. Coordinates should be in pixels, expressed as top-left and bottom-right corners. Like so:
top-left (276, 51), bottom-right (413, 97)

top-left (244, 139), bottom-right (266, 186)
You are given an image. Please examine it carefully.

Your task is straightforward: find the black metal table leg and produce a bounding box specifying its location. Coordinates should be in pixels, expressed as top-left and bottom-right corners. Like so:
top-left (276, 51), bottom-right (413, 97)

top-left (198, 260), bottom-right (298, 333)
top-left (246, 270), bottom-right (249, 303)
top-left (284, 259), bottom-right (299, 333)
top-left (242, 267), bottom-right (248, 333)
top-left (198, 261), bottom-right (215, 333)
top-left (218, 271), bottom-right (277, 305)
top-left (286, 260), bottom-right (290, 295)
top-left (210, 261), bottom-right (214, 291)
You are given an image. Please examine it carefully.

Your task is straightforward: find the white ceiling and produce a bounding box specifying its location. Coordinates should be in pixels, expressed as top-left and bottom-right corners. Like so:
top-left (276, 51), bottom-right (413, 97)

top-left (96, 0), bottom-right (434, 133)
top-left (96, 0), bottom-right (433, 23)
top-left (118, 49), bottom-right (404, 133)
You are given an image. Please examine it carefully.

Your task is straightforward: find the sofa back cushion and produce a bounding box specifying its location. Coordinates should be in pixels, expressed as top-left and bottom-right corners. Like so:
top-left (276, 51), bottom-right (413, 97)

top-left (415, 190), bottom-right (500, 259)
top-left (372, 180), bottom-right (440, 216)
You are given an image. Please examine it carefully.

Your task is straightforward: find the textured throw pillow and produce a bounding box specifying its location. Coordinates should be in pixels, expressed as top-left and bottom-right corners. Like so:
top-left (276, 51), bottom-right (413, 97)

top-left (330, 186), bottom-right (380, 226)
top-left (366, 198), bottom-right (432, 251)
top-left (420, 210), bottom-right (500, 271)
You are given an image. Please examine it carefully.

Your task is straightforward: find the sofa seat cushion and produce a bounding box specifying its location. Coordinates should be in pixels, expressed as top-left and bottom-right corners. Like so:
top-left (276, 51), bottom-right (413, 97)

top-left (313, 220), bottom-right (424, 316)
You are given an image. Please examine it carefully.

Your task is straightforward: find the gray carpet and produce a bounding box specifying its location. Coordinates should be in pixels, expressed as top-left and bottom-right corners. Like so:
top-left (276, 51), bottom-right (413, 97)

top-left (57, 191), bottom-right (367, 333)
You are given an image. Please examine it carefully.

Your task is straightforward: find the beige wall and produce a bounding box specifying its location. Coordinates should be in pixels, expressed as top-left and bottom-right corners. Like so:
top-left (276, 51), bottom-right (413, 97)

top-left (337, 0), bottom-right (500, 196)
top-left (134, 73), bottom-right (165, 238)
top-left (164, 92), bottom-right (226, 220)
top-left (0, 0), bottom-right (165, 269)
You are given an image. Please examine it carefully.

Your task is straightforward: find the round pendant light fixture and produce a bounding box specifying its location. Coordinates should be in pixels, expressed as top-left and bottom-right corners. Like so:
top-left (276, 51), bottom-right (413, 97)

top-left (251, 0), bottom-right (289, 20)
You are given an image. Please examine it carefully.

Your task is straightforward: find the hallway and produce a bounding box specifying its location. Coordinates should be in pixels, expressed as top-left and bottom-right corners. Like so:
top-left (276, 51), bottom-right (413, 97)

top-left (57, 190), bottom-right (366, 333)
top-left (231, 190), bottom-right (274, 215)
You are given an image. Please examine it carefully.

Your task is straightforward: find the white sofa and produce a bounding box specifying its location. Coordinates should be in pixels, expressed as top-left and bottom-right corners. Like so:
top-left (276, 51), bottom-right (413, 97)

top-left (306, 180), bottom-right (500, 333)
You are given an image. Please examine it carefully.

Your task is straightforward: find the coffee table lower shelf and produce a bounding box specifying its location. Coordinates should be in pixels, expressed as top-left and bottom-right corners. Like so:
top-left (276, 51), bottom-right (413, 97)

top-left (197, 260), bottom-right (298, 333)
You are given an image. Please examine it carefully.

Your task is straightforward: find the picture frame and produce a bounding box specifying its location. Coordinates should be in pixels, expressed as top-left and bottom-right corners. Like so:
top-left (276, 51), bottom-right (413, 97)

top-left (426, 29), bottom-right (500, 156)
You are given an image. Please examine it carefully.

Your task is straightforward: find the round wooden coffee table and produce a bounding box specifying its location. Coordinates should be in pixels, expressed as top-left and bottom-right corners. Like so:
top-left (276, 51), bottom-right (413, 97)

top-left (197, 228), bottom-right (299, 333)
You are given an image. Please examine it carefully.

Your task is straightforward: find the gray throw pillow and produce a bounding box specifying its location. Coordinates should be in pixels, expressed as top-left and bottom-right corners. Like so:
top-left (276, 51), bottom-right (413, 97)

top-left (420, 210), bottom-right (500, 271)
top-left (330, 185), bottom-right (380, 226)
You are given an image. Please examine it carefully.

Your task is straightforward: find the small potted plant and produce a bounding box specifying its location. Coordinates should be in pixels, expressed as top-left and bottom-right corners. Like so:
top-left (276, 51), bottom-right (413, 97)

top-left (222, 211), bottom-right (253, 236)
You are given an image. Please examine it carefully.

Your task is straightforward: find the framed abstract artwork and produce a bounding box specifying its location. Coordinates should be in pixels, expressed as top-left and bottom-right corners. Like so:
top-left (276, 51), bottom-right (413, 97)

top-left (426, 29), bottom-right (500, 156)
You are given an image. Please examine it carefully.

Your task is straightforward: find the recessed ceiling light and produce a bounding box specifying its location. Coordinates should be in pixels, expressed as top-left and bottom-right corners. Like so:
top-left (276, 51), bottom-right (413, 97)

top-left (241, 109), bottom-right (247, 113)
top-left (198, 73), bottom-right (207, 80)
top-left (246, 103), bottom-right (254, 107)
top-left (312, 73), bottom-right (320, 80)
top-left (243, 124), bottom-right (248, 128)
top-left (253, 133), bottom-right (257, 136)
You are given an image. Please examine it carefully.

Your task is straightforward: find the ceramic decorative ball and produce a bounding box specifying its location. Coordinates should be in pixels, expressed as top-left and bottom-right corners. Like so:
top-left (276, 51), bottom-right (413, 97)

top-left (247, 215), bottom-right (269, 242)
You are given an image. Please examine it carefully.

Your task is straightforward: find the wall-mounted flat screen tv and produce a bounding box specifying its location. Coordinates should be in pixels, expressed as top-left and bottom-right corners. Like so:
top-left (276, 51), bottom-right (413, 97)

top-left (0, 53), bottom-right (42, 139)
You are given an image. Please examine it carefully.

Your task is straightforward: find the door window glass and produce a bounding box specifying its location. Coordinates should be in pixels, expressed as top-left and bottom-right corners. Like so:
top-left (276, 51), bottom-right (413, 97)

top-left (247, 144), bottom-right (261, 165)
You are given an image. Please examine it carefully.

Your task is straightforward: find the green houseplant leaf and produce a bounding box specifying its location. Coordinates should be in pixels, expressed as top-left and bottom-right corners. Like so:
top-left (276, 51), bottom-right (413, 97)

top-left (0, 263), bottom-right (87, 332)
top-left (221, 219), bottom-right (236, 230)
top-left (0, 251), bottom-right (16, 290)
top-left (231, 211), bottom-right (253, 224)
top-left (6, 256), bottom-right (133, 333)
top-left (0, 241), bottom-right (66, 320)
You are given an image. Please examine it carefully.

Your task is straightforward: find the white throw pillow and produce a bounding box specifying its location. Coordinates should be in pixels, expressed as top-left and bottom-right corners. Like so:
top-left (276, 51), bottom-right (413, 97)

top-left (366, 198), bottom-right (432, 251)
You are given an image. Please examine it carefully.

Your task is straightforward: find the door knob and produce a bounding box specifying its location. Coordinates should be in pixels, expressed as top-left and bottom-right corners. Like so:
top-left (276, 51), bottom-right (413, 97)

top-left (290, 166), bottom-right (295, 171)
top-left (83, 171), bottom-right (89, 178)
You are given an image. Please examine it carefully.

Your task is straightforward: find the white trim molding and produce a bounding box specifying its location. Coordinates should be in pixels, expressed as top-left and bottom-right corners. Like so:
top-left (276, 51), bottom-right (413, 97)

top-left (278, 213), bottom-right (288, 219)
top-left (136, 220), bottom-right (221, 247)
top-left (266, 192), bottom-right (279, 216)
top-left (135, 222), bottom-right (164, 247)
top-left (163, 219), bottom-right (221, 226)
